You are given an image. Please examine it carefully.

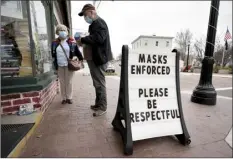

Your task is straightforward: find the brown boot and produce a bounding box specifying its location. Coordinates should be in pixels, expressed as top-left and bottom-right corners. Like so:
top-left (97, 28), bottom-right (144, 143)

top-left (90, 105), bottom-right (100, 110)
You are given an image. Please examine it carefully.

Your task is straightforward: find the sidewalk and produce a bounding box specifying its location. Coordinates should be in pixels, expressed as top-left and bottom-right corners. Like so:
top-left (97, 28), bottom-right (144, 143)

top-left (20, 73), bottom-right (232, 157)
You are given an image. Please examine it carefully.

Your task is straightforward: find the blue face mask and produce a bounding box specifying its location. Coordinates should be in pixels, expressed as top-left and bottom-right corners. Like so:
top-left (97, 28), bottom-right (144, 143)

top-left (84, 16), bottom-right (93, 24)
top-left (59, 31), bottom-right (67, 39)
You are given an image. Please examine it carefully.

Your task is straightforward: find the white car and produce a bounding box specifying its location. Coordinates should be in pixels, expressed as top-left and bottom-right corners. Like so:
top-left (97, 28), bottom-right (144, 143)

top-left (105, 63), bottom-right (115, 73)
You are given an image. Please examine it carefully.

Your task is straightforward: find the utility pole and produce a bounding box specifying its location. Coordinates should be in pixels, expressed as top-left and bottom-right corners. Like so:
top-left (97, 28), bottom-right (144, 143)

top-left (93, 0), bottom-right (96, 7)
top-left (96, 0), bottom-right (101, 10)
top-left (185, 41), bottom-right (190, 72)
top-left (191, 0), bottom-right (220, 105)
top-left (221, 49), bottom-right (225, 67)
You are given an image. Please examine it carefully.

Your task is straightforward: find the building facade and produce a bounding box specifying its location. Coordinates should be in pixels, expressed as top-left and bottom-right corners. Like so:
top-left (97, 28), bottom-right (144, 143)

top-left (1, 0), bottom-right (72, 119)
top-left (131, 35), bottom-right (174, 53)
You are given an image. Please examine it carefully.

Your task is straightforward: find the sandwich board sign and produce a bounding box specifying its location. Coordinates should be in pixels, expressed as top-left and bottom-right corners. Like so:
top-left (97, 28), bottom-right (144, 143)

top-left (112, 45), bottom-right (191, 155)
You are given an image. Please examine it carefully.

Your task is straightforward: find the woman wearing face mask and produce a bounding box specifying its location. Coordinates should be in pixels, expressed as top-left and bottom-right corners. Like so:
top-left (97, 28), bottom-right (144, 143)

top-left (51, 24), bottom-right (83, 104)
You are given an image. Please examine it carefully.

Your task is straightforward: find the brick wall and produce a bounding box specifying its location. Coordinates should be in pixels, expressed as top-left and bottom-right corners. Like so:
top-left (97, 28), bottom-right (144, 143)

top-left (1, 80), bottom-right (59, 115)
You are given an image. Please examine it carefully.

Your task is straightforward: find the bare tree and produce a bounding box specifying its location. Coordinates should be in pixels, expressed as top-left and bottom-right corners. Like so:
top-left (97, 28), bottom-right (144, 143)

top-left (192, 35), bottom-right (226, 65)
top-left (193, 36), bottom-right (205, 63)
top-left (212, 35), bottom-right (233, 67)
top-left (117, 53), bottom-right (122, 61)
top-left (214, 43), bottom-right (232, 67)
top-left (175, 29), bottom-right (193, 60)
top-left (214, 36), bottom-right (222, 53)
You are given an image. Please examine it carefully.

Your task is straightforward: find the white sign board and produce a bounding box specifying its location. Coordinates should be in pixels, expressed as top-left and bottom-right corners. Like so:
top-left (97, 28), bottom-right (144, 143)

top-left (128, 50), bottom-right (183, 141)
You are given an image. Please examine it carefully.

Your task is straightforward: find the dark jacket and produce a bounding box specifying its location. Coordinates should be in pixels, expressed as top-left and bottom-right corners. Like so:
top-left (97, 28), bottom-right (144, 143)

top-left (81, 17), bottom-right (113, 66)
top-left (51, 37), bottom-right (83, 70)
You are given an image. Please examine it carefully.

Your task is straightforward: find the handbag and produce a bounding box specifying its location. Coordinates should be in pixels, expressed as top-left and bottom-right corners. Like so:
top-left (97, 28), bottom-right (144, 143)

top-left (59, 43), bottom-right (83, 71)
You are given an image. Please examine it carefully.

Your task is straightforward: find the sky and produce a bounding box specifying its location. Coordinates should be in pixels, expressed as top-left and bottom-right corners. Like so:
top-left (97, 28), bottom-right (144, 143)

top-left (71, 1), bottom-right (232, 58)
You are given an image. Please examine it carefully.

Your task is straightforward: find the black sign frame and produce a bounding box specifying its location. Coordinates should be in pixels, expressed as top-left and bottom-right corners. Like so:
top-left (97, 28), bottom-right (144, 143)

top-left (112, 45), bottom-right (191, 155)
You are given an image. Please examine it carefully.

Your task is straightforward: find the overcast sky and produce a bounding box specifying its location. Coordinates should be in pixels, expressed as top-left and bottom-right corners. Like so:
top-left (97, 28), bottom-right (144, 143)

top-left (71, 1), bottom-right (232, 58)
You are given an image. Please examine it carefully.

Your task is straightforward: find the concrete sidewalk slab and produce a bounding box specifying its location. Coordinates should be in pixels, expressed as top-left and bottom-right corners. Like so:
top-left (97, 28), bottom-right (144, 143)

top-left (20, 74), bottom-right (232, 157)
top-left (1, 112), bottom-right (41, 124)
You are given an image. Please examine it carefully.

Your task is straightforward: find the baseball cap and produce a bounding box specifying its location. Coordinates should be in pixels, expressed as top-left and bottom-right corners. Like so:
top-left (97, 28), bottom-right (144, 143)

top-left (78, 4), bottom-right (95, 16)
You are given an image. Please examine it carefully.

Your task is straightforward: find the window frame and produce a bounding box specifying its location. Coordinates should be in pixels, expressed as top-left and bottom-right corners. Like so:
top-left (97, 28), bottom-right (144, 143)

top-left (1, 0), bottom-right (41, 78)
top-left (166, 41), bottom-right (169, 47)
top-left (145, 40), bottom-right (148, 46)
top-left (2, 0), bottom-right (64, 79)
top-left (27, 0), bottom-right (55, 76)
top-left (26, 0), bottom-right (36, 76)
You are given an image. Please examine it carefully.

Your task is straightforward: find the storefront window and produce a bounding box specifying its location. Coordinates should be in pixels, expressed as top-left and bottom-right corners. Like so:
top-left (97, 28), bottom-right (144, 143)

top-left (29, 1), bottom-right (53, 74)
top-left (54, 14), bottom-right (58, 26)
top-left (54, 14), bottom-right (59, 38)
top-left (1, 1), bottom-right (32, 78)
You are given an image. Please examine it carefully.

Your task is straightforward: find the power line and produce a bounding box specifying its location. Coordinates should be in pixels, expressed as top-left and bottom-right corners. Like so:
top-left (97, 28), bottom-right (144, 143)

top-left (93, 0), bottom-right (96, 6)
top-left (96, 0), bottom-right (101, 10)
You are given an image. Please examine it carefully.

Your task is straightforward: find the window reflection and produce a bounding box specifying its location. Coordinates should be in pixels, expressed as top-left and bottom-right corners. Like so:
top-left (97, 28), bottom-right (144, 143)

top-left (166, 41), bottom-right (169, 47)
top-left (1, 0), bottom-right (32, 78)
top-left (30, 1), bottom-right (52, 74)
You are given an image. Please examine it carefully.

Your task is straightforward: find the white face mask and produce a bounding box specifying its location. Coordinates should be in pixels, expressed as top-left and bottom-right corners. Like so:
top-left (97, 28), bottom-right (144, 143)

top-left (84, 16), bottom-right (93, 24)
top-left (58, 31), bottom-right (67, 39)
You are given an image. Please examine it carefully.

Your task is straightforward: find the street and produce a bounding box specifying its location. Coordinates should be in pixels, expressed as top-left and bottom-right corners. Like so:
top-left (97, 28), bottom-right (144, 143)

top-left (216, 89), bottom-right (232, 98)
top-left (112, 61), bottom-right (232, 99)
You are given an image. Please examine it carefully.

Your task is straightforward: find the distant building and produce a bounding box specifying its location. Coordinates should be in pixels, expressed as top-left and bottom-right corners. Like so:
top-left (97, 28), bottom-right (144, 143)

top-left (131, 35), bottom-right (174, 53)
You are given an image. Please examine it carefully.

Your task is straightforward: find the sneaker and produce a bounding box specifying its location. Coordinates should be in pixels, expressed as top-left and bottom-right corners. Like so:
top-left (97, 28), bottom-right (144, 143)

top-left (66, 99), bottom-right (73, 104)
top-left (61, 100), bottom-right (66, 104)
top-left (90, 105), bottom-right (100, 110)
top-left (93, 106), bottom-right (107, 117)
top-left (93, 109), bottom-right (107, 117)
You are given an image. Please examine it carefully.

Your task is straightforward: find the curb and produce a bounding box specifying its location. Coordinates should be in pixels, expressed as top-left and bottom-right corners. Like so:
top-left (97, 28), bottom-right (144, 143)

top-left (7, 113), bottom-right (43, 158)
top-left (225, 127), bottom-right (232, 148)
top-left (180, 72), bottom-right (232, 78)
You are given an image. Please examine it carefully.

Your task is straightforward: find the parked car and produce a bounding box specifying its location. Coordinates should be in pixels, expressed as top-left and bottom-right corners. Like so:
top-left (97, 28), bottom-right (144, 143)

top-left (182, 65), bottom-right (192, 72)
top-left (105, 63), bottom-right (115, 73)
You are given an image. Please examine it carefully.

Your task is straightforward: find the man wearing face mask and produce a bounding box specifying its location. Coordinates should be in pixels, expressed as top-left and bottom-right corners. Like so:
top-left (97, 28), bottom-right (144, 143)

top-left (52, 24), bottom-right (83, 104)
top-left (77, 4), bottom-right (113, 117)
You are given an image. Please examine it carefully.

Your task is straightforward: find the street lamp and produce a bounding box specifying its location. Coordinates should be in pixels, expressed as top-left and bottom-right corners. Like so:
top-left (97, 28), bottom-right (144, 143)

top-left (191, 0), bottom-right (220, 105)
top-left (186, 41), bottom-right (191, 72)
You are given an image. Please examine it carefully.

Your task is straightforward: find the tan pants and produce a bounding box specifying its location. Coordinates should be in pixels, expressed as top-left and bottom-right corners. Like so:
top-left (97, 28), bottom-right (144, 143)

top-left (57, 66), bottom-right (74, 100)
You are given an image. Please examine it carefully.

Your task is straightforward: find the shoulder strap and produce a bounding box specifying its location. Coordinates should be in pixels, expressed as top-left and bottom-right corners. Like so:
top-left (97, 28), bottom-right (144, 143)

top-left (59, 43), bottom-right (69, 61)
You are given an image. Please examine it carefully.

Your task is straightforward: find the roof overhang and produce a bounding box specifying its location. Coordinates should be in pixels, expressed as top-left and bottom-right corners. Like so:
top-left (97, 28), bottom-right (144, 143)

top-left (131, 35), bottom-right (174, 44)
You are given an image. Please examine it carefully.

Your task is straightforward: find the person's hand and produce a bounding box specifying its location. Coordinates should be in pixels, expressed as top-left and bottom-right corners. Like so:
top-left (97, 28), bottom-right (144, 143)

top-left (72, 56), bottom-right (78, 61)
top-left (76, 38), bottom-right (82, 46)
